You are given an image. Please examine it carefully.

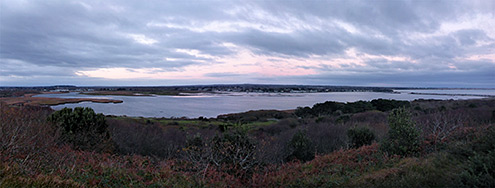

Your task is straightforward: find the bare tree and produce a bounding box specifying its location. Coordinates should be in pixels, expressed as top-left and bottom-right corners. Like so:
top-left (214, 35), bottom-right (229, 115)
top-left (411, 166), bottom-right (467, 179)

top-left (417, 110), bottom-right (466, 150)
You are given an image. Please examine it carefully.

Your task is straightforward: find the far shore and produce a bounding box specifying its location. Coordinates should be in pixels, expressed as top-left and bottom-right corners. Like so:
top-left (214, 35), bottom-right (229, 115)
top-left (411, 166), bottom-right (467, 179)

top-left (81, 90), bottom-right (495, 98)
top-left (0, 92), bottom-right (123, 107)
top-left (408, 92), bottom-right (495, 98)
top-left (81, 90), bottom-right (209, 96)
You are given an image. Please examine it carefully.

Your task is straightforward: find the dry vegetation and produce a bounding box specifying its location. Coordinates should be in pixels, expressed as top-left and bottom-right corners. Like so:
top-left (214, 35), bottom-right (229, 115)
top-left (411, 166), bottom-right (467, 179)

top-left (1, 98), bottom-right (495, 187)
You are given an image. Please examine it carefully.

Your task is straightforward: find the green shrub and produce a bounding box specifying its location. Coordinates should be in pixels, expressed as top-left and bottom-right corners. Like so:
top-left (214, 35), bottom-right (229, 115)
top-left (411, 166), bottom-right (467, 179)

top-left (459, 126), bottom-right (495, 187)
top-left (381, 108), bottom-right (420, 156)
top-left (286, 130), bottom-right (315, 162)
top-left (48, 107), bottom-right (112, 151)
top-left (460, 150), bottom-right (495, 187)
top-left (347, 126), bottom-right (375, 148)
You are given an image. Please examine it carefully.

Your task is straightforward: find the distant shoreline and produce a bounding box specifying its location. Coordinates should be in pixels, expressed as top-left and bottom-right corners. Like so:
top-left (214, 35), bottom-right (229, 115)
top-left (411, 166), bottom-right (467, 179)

top-left (405, 92), bottom-right (495, 98)
top-left (400, 92), bottom-right (495, 98)
top-left (0, 92), bottom-right (123, 107)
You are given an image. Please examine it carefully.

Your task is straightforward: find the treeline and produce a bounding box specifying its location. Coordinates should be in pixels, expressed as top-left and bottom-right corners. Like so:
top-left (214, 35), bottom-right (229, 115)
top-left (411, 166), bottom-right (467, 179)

top-left (295, 98), bottom-right (410, 117)
top-left (0, 84), bottom-right (395, 94)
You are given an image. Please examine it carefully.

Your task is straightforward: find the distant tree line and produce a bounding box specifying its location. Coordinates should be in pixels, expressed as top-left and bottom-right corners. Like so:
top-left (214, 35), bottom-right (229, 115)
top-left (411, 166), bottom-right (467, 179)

top-left (295, 99), bottom-right (410, 117)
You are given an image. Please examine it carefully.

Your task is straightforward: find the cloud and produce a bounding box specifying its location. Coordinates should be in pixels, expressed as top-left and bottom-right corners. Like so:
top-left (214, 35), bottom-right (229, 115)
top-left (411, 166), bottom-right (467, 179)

top-left (0, 0), bottom-right (494, 87)
top-left (204, 72), bottom-right (244, 78)
top-left (126, 34), bottom-right (158, 45)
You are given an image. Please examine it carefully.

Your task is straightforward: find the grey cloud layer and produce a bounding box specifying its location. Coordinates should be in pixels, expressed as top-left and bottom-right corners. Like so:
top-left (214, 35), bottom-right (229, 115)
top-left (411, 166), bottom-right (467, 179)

top-left (1, 0), bottom-right (493, 87)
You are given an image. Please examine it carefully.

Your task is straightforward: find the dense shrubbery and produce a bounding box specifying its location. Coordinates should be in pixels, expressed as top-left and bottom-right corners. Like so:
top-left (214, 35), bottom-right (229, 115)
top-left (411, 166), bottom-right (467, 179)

top-left (311, 101), bottom-right (345, 116)
top-left (461, 150), bottom-right (495, 187)
top-left (108, 119), bottom-right (186, 158)
top-left (48, 107), bottom-right (112, 151)
top-left (371, 99), bottom-right (410, 112)
top-left (307, 123), bottom-right (348, 154)
top-left (457, 126), bottom-right (495, 187)
top-left (217, 110), bottom-right (294, 123)
top-left (294, 106), bottom-right (312, 118)
top-left (343, 100), bottom-right (375, 113)
top-left (295, 99), bottom-right (410, 117)
top-left (2, 98), bottom-right (495, 187)
top-left (347, 126), bottom-right (376, 148)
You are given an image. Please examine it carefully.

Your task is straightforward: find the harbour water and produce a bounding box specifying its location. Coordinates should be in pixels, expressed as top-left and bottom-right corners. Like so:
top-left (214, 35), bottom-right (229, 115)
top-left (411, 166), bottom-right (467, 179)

top-left (35, 90), bottom-right (494, 118)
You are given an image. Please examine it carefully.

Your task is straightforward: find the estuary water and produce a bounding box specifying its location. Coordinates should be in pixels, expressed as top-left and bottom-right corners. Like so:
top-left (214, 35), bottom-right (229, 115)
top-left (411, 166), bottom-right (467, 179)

top-left (34, 90), bottom-right (494, 118)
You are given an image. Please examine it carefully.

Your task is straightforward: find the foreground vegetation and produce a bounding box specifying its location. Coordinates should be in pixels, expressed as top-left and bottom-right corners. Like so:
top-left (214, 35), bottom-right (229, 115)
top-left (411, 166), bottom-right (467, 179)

top-left (1, 98), bottom-right (495, 187)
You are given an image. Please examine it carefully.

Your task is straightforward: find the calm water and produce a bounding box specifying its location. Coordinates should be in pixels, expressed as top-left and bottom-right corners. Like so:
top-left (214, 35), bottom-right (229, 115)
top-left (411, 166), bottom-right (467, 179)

top-left (34, 91), bottom-right (492, 118)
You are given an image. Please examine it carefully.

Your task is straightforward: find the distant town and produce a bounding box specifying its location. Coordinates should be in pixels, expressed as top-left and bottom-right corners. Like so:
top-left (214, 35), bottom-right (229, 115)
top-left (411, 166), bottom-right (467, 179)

top-left (2, 84), bottom-right (493, 96)
top-left (0, 84), bottom-right (443, 95)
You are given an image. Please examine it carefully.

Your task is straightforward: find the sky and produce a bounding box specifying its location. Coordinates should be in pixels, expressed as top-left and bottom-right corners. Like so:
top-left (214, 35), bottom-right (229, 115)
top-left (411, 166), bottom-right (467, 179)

top-left (0, 0), bottom-right (494, 87)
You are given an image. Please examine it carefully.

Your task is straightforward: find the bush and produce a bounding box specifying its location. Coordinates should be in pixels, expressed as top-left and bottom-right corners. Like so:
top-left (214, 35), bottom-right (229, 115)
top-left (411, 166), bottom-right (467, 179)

top-left (182, 133), bottom-right (210, 169)
top-left (108, 119), bottom-right (185, 159)
top-left (460, 150), bottom-right (495, 187)
top-left (381, 108), bottom-right (420, 156)
top-left (459, 126), bottom-right (495, 187)
top-left (286, 130), bottom-right (314, 162)
top-left (48, 107), bottom-right (112, 151)
top-left (210, 130), bottom-right (258, 172)
top-left (347, 126), bottom-right (375, 148)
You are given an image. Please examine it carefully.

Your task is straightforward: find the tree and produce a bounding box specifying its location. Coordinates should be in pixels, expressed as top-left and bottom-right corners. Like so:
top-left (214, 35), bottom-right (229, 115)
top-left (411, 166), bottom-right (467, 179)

top-left (347, 126), bottom-right (375, 148)
top-left (295, 106), bottom-right (312, 118)
top-left (210, 130), bottom-right (258, 172)
top-left (312, 101), bottom-right (344, 116)
top-left (381, 108), bottom-right (420, 156)
top-left (286, 130), bottom-right (315, 162)
top-left (48, 107), bottom-right (112, 151)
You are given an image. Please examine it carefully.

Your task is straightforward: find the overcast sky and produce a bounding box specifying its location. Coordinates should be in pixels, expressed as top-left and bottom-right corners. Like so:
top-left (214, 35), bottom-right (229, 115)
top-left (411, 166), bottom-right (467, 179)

top-left (1, 0), bottom-right (494, 87)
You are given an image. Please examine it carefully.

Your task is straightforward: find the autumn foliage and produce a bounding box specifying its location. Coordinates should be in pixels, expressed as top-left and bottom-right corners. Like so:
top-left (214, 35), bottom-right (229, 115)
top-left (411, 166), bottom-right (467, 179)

top-left (1, 98), bottom-right (495, 187)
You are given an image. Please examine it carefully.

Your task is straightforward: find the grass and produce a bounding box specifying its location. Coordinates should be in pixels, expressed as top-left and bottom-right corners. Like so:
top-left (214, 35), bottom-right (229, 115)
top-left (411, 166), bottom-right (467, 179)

top-left (243, 120), bottom-right (278, 130)
top-left (109, 116), bottom-right (277, 131)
